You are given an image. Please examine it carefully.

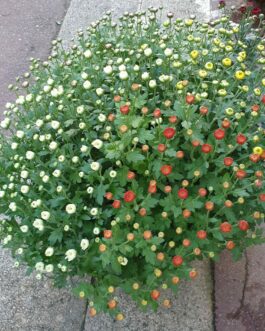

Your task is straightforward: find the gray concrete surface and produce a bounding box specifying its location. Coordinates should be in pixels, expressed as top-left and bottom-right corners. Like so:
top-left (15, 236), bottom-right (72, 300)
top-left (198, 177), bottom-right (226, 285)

top-left (85, 261), bottom-right (213, 331)
top-left (59, 0), bottom-right (211, 47)
top-left (0, 1), bottom-right (86, 331)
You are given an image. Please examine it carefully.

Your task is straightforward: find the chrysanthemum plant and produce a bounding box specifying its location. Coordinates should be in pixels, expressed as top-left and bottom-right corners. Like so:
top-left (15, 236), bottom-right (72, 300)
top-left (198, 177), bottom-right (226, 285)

top-left (0, 6), bottom-right (265, 320)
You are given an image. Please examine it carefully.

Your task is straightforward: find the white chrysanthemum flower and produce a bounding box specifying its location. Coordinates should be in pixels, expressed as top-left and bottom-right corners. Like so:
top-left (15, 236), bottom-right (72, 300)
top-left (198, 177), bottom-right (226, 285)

top-left (16, 130), bottom-right (25, 139)
top-left (57, 85), bottom-right (64, 95)
top-left (42, 175), bottom-right (49, 183)
top-left (26, 151), bottom-right (35, 160)
top-left (76, 105), bottom-right (85, 114)
top-left (16, 95), bottom-right (25, 105)
top-left (52, 169), bottom-right (61, 177)
top-left (87, 186), bottom-right (93, 194)
top-left (133, 65), bottom-right (140, 71)
top-left (109, 170), bottom-right (117, 178)
top-left (79, 122), bottom-right (86, 129)
top-left (91, 139), bottom-right (103, 149)
top-left (84, 49), bottom-right (92, 58)
top-left (43, 85), bottom-right (51, 93)
top-left (164, 48), bottom-right (173, 57)
top-left (0, 118), bottom-right (10, 129)
top-left (49, 141), bottom-right (58, 150)
top-left (58, 155), bottom-right (65, 162)
top-left (141, 72), bottom-right (150, 80)
top-left (41, 211), bottom-right (50, 220)
top-left (11, 142), bottom-right (18, 150)
top-left (72, 156), bottom-right (79, 163)
top-left (65, 204), bottom-right (76, 214)
top-left (156, 58), bottom-right (163, 66)
top-left (103, 65), bottom-right (113, 75)
top-left (20, 225), bottom-right (28, 233)
top-left (93, 227), bottom-right (100, 235)
top-left (33, 218), bottom-right (44, 231)
top-left (149, 80), bottom-right (157, 88)
top-left (17, 248), bottom-right (23, 255)
top-left (98, 114), bottom-right (106, 122)
top-left (47, 78), bottom-right (54, 85)
top-left (90, 208), bottom-right (98, 216)
top-left (51, 88), bottom-right (59, 97)
top-left (45, 247), bottom-right (54, 257)
top-left (35, 262), bottom-right (45, 272)
top-left (45, 264), bottom-right (54, 273)
top-left (83, 80), bottom-right (92, 89)
top-left (61, 265), bottom-right (67, 272)
top-left (144, 48), bottom-right (152, 57)
top-left (21, 185), bottom-right (29, 194)
top-left (96, 88), bottom-right (104, 96)
top-left (0, 191), bottom-right (5, 198)
top-left (21, 170), bottom-right (29, 179)
top-left (80, 239), bottom-right (89, 250)
top-left (119, 71), bottom-right (128, 80)
top-left (65, 249), bottom-right (77, 262)
top-left (121, 257), bottom-right (128, 266)
top-left (9, 202), bottom-right (17, 211)
top-left (91, 162), bottom-right (100, 171)
top-left (64, 225), bottom-right (70, 231)
top-left (56, 185), bottom-right (63, 193)
top-left (80, 145), bottom-right (88, 153)
top-left (51, 120), bottom-right (60, 130)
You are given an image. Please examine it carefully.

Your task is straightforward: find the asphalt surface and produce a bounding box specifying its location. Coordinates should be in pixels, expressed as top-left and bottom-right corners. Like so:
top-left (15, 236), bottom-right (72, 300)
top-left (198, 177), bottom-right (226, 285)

top-left (0, 0), bottom-right (70, 113)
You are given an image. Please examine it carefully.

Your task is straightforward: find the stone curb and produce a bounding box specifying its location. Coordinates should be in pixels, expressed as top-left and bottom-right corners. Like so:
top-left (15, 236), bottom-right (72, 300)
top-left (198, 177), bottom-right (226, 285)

top-left (58, 1), bottom-right (214, 330)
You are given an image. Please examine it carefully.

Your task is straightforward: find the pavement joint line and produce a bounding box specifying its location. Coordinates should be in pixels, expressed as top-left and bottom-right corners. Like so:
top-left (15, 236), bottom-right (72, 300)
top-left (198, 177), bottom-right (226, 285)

top-left (210, 260), bottom-right (217, 331)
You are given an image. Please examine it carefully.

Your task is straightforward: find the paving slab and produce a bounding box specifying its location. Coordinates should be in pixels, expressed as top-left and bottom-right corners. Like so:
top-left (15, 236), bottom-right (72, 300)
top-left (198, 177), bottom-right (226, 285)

top-left (0, 1), bottom-right (86, 331)
top-left (59, 1), bottom-right (214, 330)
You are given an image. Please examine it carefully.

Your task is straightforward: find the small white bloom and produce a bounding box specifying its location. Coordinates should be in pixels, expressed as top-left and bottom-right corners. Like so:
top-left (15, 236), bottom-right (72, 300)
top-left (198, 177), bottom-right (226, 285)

top-left (164, 48), bottom-right (173, 57)
top-left (64, 225), bottom-right (70, 231)
top-left (109, 170), bottom-right (117, 178)
top-left (119, 71), bottom-right (128, 80)
top-left (149, 80), bottom-right (157, 88)
top-left (21, 170), bottom-right (29, 179)
top-left (93, 227), bottom-right (100, 235)
top-left (33, 218), bottom-right (44, 231)
top-left (84, 49), bottom-right (92, 58)
top-left (26, 151), bottom-right (35, 160)
top-left (11, 142), bottom-right (18, 150)
top-left (98, 114), bottom-right (106, 122)
top-left (9, 202), bottom-right (17, 211)
top-left (87, 186), bottom-right (93, 194)
top-left (0, 118), bottom-right (10, 129)
top-left (144, 48), bottom-right (152, 57)
top-left (91, 139), bottom-right (103, 149)
top-left (51, 120), bottom-right (60, 130)
top-left (49, 141), bottom-right (58, 150)
top-left (90, 208), bottom-right (98, 216)
top-left (56, 185), bottom-right (63, 193)
top-left (65, 204), bottom-right (76, 214)
top-left (80, 239), bottom-right (89, 250)
top-left (81, 72), bottom-right (88, 79)
top-left (72, 156), bottom-right (79, 163)
top-left (76, 105), bottom-right (85, 114)
top-left (35, 262), bottom-right (45, 272)
top-left (21, 185), bottom-right (29, 194)
top-left (96, 88), bottom-right (104, 96)
top-left (16, 130), bottom-right (25, 139)
top-left (156, 58), bottom-right (163, 66)
top-left (58, 155), bottom-right (65, 162)
top-left (42, 175), bottom-right (49, 183)
top-left (83, 80), bottom-right (92, 89)
top-left (52, 169), bottom-right (61, 178)
top-left (80, 145), bottom-right (88, 153)
top-left (104, 65), bottom-right (113, 75)
top-left (121, 257), bottom-right (128, 266)
top-left (45, 264), bottom-right (54, 273)
top-left (41, 211), bottom-right (50, 220)
top-left (16, 95), bottom-right (25, 105)
top-left (90, 162), bottom-right (100, 171)
top-left (141, 72), bottom-right (150, 80)
top-left (0, 191), bottom-right (5, 198)
top-left (45, 247), bottom-right (54, 257)
top-left (133, 65), bottom-right (140, 71)
top-left (43, 85), bottom-right (51, 93)
top-left (20, 225), bottom-right (28, 233)
top-left (47, 78), bottom-right (54, 85)
top-left (61, 265), bottom-right (67, 272)
top-left (51, 88), bottom-right (59, 97)
top-left (65, 249), bottom-right (77, 262)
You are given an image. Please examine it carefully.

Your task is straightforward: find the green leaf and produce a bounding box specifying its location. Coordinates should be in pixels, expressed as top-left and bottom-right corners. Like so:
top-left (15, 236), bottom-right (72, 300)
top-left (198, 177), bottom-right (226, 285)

top-left (126, 151), bottom-right (145, 163)
top-left (48, 229), bottom-right (63, 245)
top-left (95, 183), bottom-right (106, 205)
top-left (138, 129), bottom-right (155, 143)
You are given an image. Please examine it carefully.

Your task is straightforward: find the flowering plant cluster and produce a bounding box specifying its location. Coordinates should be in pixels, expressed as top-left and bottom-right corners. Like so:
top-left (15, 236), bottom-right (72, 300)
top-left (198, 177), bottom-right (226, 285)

top-left (0, 7), bottom-right (265, 320)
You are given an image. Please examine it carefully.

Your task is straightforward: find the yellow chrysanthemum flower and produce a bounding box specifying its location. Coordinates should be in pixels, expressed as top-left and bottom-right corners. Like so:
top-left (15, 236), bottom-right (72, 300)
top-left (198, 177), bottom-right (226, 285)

top-left (222, 58), bottom-right (232, 67)
top-left (253, 147), bottom-right (263, 155)
top-left (235, 71), bottom-right (245, 80)
top-left (190, 50), bottom-right (199, 59)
